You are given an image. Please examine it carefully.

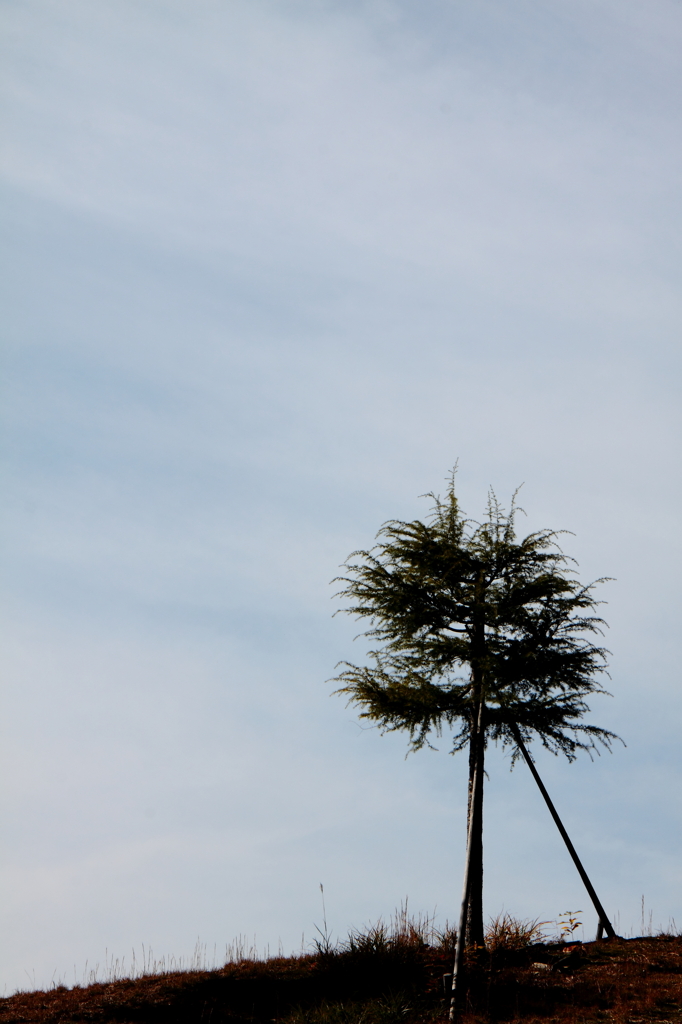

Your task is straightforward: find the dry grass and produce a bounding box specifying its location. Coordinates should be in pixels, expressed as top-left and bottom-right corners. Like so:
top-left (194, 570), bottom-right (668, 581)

top-left (1, 918), bottom-right (680, 1024)
top-left (485, 913), bottom-right (550, 953)
top-left (463, 934), bottom-right (682, 1022)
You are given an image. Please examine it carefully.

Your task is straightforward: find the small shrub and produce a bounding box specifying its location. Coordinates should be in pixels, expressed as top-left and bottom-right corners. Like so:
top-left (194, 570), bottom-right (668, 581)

top-left (555, 909), bottom-right (582, 941)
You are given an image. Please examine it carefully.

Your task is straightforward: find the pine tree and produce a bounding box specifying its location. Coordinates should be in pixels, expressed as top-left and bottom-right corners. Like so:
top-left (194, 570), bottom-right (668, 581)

top-left (332, 474), bottom-right (618, 947)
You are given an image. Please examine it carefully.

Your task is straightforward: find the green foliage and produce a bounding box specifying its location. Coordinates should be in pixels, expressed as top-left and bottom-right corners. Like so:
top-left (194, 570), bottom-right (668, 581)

top-left (332, 472), bottom-right (619, 761)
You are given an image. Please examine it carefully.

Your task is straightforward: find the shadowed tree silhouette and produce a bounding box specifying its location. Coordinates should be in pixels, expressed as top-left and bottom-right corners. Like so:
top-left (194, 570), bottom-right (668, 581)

top-left (332, 472), bottom-right (619, 950)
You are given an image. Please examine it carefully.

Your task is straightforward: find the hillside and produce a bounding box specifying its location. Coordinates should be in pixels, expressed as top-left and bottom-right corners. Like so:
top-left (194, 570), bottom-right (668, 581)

top-left (2, 933), bottom-right (680, 1023)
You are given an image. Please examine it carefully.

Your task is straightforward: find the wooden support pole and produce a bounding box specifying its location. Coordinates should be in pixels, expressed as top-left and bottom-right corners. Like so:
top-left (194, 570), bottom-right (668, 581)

top-left (510, 724), bottom-right (617, 940)
top-left (448, 803), bottom-right (475, 1021)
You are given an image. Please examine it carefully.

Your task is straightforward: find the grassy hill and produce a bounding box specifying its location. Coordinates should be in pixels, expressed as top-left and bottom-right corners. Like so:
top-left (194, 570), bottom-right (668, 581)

top-left (2, 920), bottom-right (680, 1023)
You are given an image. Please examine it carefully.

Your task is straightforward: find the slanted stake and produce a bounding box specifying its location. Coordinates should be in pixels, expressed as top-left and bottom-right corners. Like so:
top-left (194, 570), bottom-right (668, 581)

top-left (510, 723), bottom-right (617, 941)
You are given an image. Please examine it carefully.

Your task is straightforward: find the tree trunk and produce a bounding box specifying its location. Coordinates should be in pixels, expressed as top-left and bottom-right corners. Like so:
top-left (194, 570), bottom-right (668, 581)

top-left (449, 689), bottom-right (486, 1020)
top-left (464, 696), bottom-right (485, 948)
top-left (463, 588), bottom-right (487, 950)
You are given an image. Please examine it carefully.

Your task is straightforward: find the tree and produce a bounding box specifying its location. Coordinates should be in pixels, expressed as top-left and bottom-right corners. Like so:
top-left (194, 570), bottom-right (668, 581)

top-left (332, 474), bottom-right (619, 949)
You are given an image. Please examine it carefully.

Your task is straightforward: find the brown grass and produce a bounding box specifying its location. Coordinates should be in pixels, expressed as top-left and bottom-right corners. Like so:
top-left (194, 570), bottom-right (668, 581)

top-left (1, 928), bottom-right (680, 1023)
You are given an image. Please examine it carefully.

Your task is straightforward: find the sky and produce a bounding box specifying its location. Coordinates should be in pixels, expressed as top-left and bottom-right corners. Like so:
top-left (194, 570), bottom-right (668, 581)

top-left (1, 0), bottom-right (681, 995)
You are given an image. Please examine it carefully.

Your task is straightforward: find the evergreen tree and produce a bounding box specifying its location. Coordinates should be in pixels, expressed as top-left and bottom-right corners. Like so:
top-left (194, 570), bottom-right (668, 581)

top-left (332, 474), bottom-right (618, 947)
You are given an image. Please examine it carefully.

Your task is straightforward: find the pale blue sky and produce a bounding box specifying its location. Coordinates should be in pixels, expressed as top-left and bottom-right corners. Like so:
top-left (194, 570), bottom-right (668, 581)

top-left (1, 0), bottom-right (681, 993)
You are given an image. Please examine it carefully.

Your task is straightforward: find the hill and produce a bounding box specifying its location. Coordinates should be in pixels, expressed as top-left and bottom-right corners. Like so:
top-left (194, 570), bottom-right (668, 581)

top-left (1, 931), bottom-right (680, 1023)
